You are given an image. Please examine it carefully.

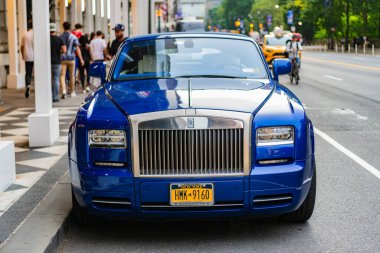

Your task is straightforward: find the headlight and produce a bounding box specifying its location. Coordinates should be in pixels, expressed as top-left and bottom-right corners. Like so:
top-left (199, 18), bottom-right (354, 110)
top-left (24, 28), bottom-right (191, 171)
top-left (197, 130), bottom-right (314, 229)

top-left (256, 126), bottom-right (294, 146)
top-left (89, 130), bottom-right (126, 148)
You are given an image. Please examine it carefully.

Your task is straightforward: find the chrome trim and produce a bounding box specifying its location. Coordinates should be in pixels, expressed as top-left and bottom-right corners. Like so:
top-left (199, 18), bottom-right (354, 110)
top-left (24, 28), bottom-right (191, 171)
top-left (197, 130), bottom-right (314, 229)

top-left (94, 162), bottom-right (126, 167)
top-left (92, 200), bottom-right (132, 205)
top-left (129, 109), bottom-right (252, 177)
top-left (256, 140), bottom-right (294, 147)
top-left (138, 117), bottom-right (244, 130)
top-left (253, 196), bottom-right (292, 203)
top-left (188, 79), bottom-right (192, 108)
top-left (141, 203), bottom-right (244, 208)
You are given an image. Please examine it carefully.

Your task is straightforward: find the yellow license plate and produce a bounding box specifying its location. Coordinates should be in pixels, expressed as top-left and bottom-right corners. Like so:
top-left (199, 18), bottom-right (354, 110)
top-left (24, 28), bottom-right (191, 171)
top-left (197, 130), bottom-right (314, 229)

top-left (170, 183), bottom-right (214, 206)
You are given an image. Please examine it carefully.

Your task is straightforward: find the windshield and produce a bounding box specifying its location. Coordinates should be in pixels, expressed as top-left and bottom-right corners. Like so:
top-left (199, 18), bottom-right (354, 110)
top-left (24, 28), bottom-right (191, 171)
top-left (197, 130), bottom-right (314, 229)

top-left (266, 36), bottom-right (289, 46)
top-left (111, 38), bottom-right (268, 81)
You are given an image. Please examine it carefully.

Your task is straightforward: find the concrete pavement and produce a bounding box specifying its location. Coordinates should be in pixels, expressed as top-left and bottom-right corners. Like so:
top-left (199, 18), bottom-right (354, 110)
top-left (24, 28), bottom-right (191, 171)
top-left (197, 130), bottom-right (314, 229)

top-left (0, 87), bottom-right (86, 249)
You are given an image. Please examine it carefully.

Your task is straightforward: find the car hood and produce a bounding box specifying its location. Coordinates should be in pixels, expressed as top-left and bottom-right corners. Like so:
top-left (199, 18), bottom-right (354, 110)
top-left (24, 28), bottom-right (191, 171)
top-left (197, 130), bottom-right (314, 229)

top-left (105, 78), bottom-right (273, 116)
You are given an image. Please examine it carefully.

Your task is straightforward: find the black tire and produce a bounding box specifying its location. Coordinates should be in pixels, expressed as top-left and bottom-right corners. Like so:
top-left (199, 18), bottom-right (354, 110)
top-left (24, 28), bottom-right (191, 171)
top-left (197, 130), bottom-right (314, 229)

top-left (294, 65), bottom-right (299, 85)
top-left (72, 187), bottom-right (94, 226)
top-left (282, 162), bottom-right (316, 223)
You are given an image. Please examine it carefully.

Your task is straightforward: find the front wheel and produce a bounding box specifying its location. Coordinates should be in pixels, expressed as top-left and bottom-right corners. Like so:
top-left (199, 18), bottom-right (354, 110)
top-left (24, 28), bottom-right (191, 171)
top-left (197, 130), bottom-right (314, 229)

top-left (72, 186), bottom-right (94, 226)
top-left (282, 162), bottom-right (316, 223)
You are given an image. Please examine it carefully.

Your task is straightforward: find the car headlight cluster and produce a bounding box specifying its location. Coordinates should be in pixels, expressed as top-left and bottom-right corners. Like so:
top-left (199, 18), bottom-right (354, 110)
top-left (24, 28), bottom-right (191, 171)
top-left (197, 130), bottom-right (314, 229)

top-left (256, 126), bottom-right (294, 146)
top-left (89, 130), bottom-right (126, 148)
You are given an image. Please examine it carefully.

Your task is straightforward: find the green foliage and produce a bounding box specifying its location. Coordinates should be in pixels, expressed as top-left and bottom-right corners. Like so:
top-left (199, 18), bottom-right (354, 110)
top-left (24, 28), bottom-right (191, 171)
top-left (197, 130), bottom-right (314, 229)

top-left (221, 0), bottom-right (254, 30)
top-left (208, 0), bottom-right (380, 40)
top-left (251, 0), bottom-right (286, 29)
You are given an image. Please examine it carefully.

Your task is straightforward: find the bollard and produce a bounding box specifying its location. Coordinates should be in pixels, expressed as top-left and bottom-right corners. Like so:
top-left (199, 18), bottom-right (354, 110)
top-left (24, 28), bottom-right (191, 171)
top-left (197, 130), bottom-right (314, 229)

top-left (372, 44), bottom-right (375, 56)
top-left (364, 45), bottom-right (366, 54)
top-left (342, 45), bottom-right (344, 53)
top-left (355, 44), bottom-right (358, 54)
top-left (335, 44), bottom-right (338, 53)
top-left (348, 44), bottom-right (351, 53)
top-left (320, 45), bottom-right (322, 52)
top-left (0, 141), bottom-right (16, 192)
top-left (324, 44), bottom-right (327, 52)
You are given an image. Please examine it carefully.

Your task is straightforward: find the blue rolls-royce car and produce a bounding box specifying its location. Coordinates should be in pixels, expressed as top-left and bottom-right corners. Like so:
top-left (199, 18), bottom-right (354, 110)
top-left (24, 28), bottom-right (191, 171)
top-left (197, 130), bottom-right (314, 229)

top-left (68, 33), bottom-right (316, 224)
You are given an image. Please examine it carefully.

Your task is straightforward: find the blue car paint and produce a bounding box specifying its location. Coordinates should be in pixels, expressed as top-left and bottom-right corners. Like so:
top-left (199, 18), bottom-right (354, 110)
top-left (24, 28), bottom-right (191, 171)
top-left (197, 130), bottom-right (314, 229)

top-left (69, 33), bottom-right (315, 220)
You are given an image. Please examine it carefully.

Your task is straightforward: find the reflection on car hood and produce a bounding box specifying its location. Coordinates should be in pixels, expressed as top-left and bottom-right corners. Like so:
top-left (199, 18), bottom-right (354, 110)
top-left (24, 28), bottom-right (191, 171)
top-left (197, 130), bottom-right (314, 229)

top-left (105, 78), bottom-right (274, 115)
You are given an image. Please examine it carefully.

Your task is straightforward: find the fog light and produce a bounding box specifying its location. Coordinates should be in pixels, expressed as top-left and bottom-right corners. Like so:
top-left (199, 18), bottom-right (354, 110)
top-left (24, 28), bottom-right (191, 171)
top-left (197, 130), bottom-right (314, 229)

top-left (258, 159), bottom-right (289, 165)
top-left (94, 162), bottom-right (125, 167)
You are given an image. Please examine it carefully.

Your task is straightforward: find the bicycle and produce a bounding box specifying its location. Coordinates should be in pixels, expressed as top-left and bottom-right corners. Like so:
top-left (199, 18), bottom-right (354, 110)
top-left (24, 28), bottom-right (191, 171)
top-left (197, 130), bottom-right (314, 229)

top-left (289, 57), bottom-right (299, 85)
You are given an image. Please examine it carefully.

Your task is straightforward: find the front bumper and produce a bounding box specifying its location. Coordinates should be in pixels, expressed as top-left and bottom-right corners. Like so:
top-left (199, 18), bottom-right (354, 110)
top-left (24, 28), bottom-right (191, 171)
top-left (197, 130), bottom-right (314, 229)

top-left (70, 155), bottom-right (314, 220)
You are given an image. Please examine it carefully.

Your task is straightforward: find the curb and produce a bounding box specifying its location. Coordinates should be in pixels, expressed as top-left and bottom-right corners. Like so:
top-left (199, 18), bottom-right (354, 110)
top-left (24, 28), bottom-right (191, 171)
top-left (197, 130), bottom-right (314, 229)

top-left (0, 172), bottom-right (72, 253)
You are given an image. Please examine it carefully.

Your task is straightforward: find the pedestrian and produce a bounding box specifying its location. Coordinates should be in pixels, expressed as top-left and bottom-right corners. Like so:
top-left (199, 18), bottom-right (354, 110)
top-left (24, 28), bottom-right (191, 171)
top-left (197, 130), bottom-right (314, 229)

top-left (90, 32), bottom-right (95, 42)
top-left (72, 23), bottom-right (83, 39)
top-left (90, 31), bottom-right (107, 61)
top-left (20, 19), bottom-right (34, 98)
top-left (72, 23), bottom-right (83, 86)
top-left (59, 21), bottom-right (84, 98)
top-left (79, 33), bottom-right (91, 93)
top-left (50, 23), bottom-right (66, 102)
top-left (107, 24), bottom-right (127, 59)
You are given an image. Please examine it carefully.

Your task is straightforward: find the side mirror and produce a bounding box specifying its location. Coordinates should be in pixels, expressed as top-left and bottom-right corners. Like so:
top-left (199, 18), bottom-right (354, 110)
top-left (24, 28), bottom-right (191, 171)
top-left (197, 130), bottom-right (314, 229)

top-left (272, 59), bottom-right (291, 81)
top-left (89, 62), bottom-right (106, 84)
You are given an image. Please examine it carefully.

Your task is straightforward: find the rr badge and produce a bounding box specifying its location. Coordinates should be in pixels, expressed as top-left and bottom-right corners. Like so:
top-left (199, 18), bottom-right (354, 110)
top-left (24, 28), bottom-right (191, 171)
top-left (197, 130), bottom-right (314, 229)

top-left (187, 118), bottom-right (195, 128)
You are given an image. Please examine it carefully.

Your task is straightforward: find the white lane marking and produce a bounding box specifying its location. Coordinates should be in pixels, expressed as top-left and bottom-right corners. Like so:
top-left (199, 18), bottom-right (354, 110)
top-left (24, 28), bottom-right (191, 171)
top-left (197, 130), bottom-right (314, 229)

top-left (353, 57), bottom-right (365, 61)
top-left (314, 127), bottom-right (380, 180)
top-left (323, 75), bottom-right (343, 81)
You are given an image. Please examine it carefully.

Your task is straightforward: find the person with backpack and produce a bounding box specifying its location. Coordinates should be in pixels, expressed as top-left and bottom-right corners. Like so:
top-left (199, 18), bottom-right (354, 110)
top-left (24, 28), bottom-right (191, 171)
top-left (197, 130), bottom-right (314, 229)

top-left (286, 34), bottom-right (302, 68)
top-left (59, 21), bottom-right (84, 99)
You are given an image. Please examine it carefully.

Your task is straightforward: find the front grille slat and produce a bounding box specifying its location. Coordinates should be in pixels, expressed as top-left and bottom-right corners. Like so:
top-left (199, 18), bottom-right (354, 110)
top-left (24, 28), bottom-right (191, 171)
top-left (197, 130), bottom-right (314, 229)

top-left (139, 128), bottom-right (243, 176)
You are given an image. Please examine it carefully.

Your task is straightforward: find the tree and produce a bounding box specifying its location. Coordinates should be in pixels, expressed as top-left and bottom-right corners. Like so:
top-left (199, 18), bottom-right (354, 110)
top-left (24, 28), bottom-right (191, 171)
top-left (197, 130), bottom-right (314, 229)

top-left (221, 0), bottom-right (255, 30)
top-left (251, 0), bottom-right (285, 30)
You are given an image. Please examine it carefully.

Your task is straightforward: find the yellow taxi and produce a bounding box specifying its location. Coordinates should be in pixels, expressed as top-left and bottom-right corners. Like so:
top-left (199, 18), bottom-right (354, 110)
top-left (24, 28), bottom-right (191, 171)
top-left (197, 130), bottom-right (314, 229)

top-left (261, 34), bottom-right (290, 64)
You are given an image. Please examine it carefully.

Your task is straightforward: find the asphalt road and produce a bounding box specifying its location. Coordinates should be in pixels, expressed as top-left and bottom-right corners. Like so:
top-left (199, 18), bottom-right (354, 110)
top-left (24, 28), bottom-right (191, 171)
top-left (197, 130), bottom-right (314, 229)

top-left (61, 51), bottom-right (380, 253)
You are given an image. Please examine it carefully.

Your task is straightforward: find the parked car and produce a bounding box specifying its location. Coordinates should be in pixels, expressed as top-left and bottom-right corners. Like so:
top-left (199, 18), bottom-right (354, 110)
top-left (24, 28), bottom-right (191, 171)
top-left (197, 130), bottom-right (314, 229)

top-left (69, 33), bottom-right (316, 224)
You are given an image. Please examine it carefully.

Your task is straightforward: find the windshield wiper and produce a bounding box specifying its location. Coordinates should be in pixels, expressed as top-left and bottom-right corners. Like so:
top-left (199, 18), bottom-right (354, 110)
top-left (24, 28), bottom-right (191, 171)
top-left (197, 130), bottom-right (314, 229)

top-left (173, 75), bottom-right (248, 79)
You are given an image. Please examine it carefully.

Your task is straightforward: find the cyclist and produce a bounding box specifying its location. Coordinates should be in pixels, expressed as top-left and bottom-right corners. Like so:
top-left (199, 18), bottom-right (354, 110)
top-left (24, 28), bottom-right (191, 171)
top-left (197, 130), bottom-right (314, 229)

top-left (286, 34), bottom-right (302, 84)
top-left (286, 34), bottom-right (302, 67)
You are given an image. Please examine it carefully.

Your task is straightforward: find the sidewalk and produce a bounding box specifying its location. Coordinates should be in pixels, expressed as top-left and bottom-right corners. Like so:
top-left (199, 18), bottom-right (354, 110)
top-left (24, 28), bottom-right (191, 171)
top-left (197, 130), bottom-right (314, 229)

top-left (0, 87), bottom-right (86, 246)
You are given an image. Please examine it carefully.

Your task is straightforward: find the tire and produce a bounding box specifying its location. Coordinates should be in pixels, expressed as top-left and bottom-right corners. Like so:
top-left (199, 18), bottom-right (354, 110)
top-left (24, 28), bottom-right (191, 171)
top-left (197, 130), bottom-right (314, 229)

top-left (282, 162), bottom-right (316, 223)
top-left (294, 65), bottom-right (299, 85)
top-left (71, 187), bottom-right (94, 226)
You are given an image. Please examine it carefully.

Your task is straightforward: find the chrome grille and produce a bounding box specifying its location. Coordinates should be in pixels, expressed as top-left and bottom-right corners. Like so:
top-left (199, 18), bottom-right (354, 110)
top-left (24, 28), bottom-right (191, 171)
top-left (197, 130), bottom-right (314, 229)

top-left (139, 129), bottom-right (244, 175)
